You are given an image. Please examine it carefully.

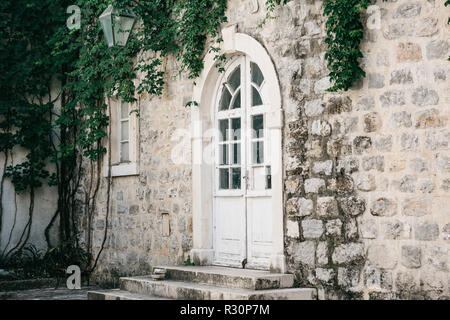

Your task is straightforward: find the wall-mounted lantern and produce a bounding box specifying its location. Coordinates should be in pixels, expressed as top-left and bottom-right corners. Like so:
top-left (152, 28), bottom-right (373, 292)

top-left (99, 5), bottom-right (136, 48)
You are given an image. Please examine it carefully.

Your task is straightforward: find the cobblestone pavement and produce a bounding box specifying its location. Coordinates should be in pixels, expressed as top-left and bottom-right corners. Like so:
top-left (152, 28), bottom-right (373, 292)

top-left (0, 287), bottom-right (100, 300)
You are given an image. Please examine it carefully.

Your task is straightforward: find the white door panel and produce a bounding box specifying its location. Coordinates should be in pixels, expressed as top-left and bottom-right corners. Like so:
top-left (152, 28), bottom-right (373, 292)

top-left (213, 56), bottom-right (273, 270)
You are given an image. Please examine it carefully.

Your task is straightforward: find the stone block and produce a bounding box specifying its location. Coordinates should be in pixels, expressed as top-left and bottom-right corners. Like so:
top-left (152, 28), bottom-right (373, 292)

top-left (302, 219), bottom-right (324, 239)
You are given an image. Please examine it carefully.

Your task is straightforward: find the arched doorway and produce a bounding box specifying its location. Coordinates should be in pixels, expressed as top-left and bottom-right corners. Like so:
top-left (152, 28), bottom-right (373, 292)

top-left (190, 25), bottom-right (286, 273)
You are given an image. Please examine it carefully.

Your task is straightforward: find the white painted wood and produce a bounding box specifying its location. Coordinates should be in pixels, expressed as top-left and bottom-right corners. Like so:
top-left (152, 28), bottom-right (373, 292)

top-left (190, 26), bottom-right (286, 272)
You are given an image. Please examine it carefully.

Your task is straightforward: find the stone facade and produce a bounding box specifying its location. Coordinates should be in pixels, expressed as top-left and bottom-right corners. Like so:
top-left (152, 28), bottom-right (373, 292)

top-left (2, 0), bottom-right (446, 300)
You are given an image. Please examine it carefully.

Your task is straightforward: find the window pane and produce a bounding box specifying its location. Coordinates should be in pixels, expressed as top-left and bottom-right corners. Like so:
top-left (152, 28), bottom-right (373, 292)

top-left (231, 168), bottom-right (241, 189)
top-left (219, 119), bottom-right (228, 141)
top-left (251, 62), bottom-right (264, 87)
top-left (121, 103), bottom-right (129, 119)
top-left (231, 118), bottom-right (241, 141)
top-left (252, 86), bottom-right (263, 106)
top-left (231, 143), bottom-right (240, 164)
top-left (121, 120), bottom-right (129, 141)
top-left (219, 87), bottom-right (232, 111)
top-left (228, 66), bottom-right (241, 91)
top-left (232, 90), bottom-right (241, 109)
top-left (252, 141), bottom-right (264, 164)
top-left (219, 168), bottom-right (229, 189)
top-left (120, 142), bottom-right (130, 162)
top-left (252, 114), bottom-right (264, 138)
top-left (219, 144), bottom-right (228, 165)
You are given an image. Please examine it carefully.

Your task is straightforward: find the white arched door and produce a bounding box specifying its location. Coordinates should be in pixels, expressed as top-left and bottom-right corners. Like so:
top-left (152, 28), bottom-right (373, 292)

top-left (213, 55), bottom-right (272, 270)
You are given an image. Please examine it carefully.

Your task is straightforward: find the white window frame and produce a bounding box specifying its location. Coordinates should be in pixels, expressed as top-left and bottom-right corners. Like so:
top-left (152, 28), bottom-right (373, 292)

top-left (104, 98), bottom-right (139, 177)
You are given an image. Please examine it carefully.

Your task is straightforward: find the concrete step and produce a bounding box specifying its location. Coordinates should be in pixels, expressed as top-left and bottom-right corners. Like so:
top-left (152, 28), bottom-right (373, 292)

top-left (155, 265), bottom-right (294, 290)
top-left (120, 276), bottom-right (316, 300)
top-left (87, 289), bottom-right (171, 300)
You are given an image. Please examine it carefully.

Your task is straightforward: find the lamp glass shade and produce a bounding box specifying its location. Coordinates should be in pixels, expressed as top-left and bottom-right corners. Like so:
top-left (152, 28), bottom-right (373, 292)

top-left (99, 5), bottom-right (136, 48)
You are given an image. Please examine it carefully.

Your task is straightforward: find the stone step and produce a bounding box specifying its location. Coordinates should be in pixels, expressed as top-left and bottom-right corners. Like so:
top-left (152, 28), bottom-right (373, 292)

top-left (120, 276), bottom-right (316, 300)
top-left (87, 289), bottom-right (171, 300)
top-left (155, 265), bottom-right (294, 290)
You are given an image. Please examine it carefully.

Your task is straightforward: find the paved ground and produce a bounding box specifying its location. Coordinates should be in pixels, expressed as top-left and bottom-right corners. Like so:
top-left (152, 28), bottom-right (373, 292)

top-left (0, 286), bottom-right (100, 300)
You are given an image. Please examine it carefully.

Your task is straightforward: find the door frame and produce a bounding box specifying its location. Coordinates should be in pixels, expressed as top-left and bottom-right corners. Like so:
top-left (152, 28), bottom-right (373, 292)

top-left (189, 25), bottom-right (286, 273)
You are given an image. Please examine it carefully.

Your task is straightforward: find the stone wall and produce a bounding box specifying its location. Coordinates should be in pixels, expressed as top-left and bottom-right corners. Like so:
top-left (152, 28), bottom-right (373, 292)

top-left (85, 55), bottom-right (194, 282)
top-left (86, 0), bottom-right (449, 299)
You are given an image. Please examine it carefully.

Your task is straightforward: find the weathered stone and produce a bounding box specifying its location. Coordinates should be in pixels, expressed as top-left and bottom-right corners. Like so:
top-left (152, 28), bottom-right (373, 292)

top-left (302, 219), bottom-right (324, 239)
top-left (441, 179), bottom-right (450, 192)
top-left (383, 23), bottom-right (411, 40)
top-left (419, 179), bottom-right (435, 193)
top-left (317, 197), bottom-right (339, 217)
top-left (363, 112), bottom-right (382, 132)
top-left (353, 136), bottom-right (372, 154)
top-left (368, 73), bottom-right (385, 89)
top-left (425, 130), bottom-right (449, 150)
top-left (397, 42), bottom-right (422, 62)
top-left (411, 87), bottom-right (439, 106)
top-left (129, 205), bottom-right (139, 215)
top-left (356, 95), bottom-right (375, 111)
top-left (389, 159), bottom-right (406, 172)
top-left (395, 175), bottom-right (417, 193)
top-left (325, 219), bottom-right (342, 236)
top-left (383, 220), bottom-right (411, 240)
top-left (311, 120), bottom-right (331, 136)
top-left (356, 174), bottom-right (376, 192)
top-left (312, 160), bottom-right (333, 176)
top-left (442, 224), bottom-right (450, 240)
top-left (362, 156), bottom-right (384, 172)
top-left (339, 196), bottom-right (366, 216)
top-left (304, 178), bottom-right (326, 193)
top-left (332, 243), bottom-right (365, 265)
top-left (393, 3), bottom-right (421, 19)
top-left (390, 69), bottom-right (413, 85)
top-left (424, 246), bottom-right (448, 272)
top-left (410, 158), bottom-right (428, 172)
top-left (426, 40), bottom-right (449, 60)
top-left (314, 77), bottom-right (331, 94)
top-left (415, 109), bottom-right (446, 129)
top-left (298, 198), bottom-right (314, 216)
top-left (376, 50), bottom-right (389, 67)
top-left (415, 222), bottom-right (439, 241)
top-left (286, 219), bottom-right (299, 238)
top-left (336, 158), bottom-right (359, 174)
top-left (368, 244), bottom-right (397, 269)
top-left (371, 198), bottom-right (397, 217)
top-left (344, 219), bottom-right (358, 240)
top-left (315, 268), bottom-right (335, 284)
top-left (403, 198), bottom-right (430, 216)
top-left (286, 197), bottom-right (299, 216)
top-left (317, 242), bottom-right (329, 266)
top-left (391, 111), bottom-right (412, 128)
top-left (361, 220), bottom-right (378, 239)
top-left (304, 99), bottom-right (324, 117)
top-left (337, 267), bottom-right (360, 288)
top-left (292, 241), bottom-right (315, 266)
top-left (326, 96), bottom-right (352, 114)
top-left (327, 139), bottom-right (352, 157)
top-left (380, 90), bottom-right (405, 107)
top-left (433, 68), bottom-right (446, 82)
top-left (401, 246), bottom-right (422, 269)
top-left (396, 272), bottom-right (418, 294)
top-left (399, 133), bottom-right (420, 152)
top-left (436, 155), bottom-right (450, 172)
top-left (415, 17), bottom-right (438, 37)
top-left (374, 135), bottom-right (392, 152)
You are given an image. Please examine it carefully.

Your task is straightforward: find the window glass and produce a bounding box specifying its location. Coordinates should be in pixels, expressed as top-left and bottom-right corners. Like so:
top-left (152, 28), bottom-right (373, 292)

top-left (252, 86), bottom-right (263, 106)
top-left (219, 168), bottom-right (229, 189)
top-left (120, 142), bottom-right (130, 162)
top-left (231, 118), bottom-right (241, 141)
top-left (252, 141), bottom-right (264, 164)
top-left (121, 120), bottom-right (129, 141)
top-left (252, 114), bottom-right (264, 138)
top-left (219, 119), bottom-right (228, 141)
top-left (228, 66), bottom-right (241, 91)
top-left (231, 168), bottom-right (241, 189)
top-left (232, 90), bottom-right (241, 109)
top-left (251, 62), bottom-right (264, 87)
top-left (219, 87), bottom-right (232, 111)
